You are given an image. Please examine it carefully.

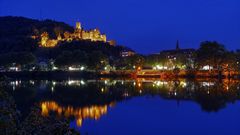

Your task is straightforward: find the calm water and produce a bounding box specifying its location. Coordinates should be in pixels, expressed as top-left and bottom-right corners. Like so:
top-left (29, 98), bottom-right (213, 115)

top-left (4, 79), bottom-right (240, 135)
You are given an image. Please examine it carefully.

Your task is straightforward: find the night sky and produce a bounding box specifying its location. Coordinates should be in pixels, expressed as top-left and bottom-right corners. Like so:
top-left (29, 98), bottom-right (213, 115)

top-left (0, 0), bottom-right (239, 54)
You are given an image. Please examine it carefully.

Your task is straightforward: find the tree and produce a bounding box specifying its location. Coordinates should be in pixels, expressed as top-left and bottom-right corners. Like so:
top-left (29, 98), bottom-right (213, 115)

top-left (196, 41), bottom-right (227, 75)
top-left (144, 54), bottom-right (168, 68)
top-left (17, 52), bottom-right (36, 65)
top-left (88, 51), bottom-right (109, 71)
top-left (123, 55), bottom-right (145, 70)
top-left (175, 53), bottom-right (189, 69)
top-left (72, 50), bottom-right (88, 66)
top-left (0, 52), bottom-right (36, 67)
top-left (144, 55), bottom-right (159, 67)
top-left (54, 51), bottom-right (73, 68)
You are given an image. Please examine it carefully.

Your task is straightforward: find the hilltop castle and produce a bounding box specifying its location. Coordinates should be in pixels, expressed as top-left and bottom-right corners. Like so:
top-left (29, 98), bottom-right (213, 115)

top-left (39, 22), bottom-right (115, 47)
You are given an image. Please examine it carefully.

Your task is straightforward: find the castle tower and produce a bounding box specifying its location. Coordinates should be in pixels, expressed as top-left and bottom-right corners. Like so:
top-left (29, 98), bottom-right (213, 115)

top-left (40, 32), bottom-right (49, 47)
top-left (57, 34), bottom-right (62, 41)
top-left (76, 22), bottom-right (82, 30)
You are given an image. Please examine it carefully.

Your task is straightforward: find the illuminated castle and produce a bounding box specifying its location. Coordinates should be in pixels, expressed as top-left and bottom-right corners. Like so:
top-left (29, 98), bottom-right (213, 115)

top-left (39, 22), bottom-right (115, 48)
top-left (40, 32), bottom-right (58, 47)
top-left (65, 22), bottom-right (107, 42)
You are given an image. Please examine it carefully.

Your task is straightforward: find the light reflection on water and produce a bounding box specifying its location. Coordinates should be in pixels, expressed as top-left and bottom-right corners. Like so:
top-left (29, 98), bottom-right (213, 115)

top-left (4, 78), bottom-right (240, 134)
top-left (41, 101), bottom-right (115, 127)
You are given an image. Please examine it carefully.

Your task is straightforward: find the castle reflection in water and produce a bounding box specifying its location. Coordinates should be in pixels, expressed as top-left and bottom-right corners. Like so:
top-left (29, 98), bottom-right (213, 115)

top-left (5, 78), bottom-right (240, 127)
top-left (41, 101), bottom-right (115, 127)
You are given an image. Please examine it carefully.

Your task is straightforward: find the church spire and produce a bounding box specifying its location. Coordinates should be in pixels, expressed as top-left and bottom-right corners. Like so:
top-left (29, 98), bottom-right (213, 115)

top-left (176, 40), bottom-right (180, 50)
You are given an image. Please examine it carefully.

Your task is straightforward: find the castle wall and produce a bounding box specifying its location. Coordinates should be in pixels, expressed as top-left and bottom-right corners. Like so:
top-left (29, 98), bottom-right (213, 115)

top-left (39, 22), bottom-right (110, 47)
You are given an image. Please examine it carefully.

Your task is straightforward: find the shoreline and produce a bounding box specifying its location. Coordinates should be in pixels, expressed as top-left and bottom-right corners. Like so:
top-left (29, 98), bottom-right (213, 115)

top-left (0, 70), bottom-right (239, 80)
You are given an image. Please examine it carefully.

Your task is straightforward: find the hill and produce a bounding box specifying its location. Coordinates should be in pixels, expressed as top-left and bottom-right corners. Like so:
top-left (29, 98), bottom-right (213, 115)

top-left (0, 16), bottom-right (135, 70)
top-left (0, 16), bottom-right (74, 53)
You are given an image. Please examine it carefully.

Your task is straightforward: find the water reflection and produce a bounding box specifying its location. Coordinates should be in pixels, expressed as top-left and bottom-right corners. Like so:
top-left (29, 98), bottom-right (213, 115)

top-left (3, 78), bottom-right (240, 128)
top-left (41, 101), bottom-right (115, 127)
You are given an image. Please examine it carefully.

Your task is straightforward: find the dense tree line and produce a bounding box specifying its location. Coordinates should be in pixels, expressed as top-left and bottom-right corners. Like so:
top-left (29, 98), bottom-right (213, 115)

top-left (196, 41), bottom-right (240, 72)
top-left (0, 52), bottom-right (36, 67)
top-left (54, 50), bottom-right (108, 71)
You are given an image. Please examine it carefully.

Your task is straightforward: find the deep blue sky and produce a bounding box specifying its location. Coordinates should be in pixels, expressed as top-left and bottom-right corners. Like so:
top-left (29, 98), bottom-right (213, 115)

top-left (0, 0), bottom-right (240, 54)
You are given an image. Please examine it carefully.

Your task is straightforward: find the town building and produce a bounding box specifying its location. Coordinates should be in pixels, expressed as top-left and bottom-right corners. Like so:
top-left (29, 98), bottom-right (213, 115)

top-left (120, 49), bottom-right (136, 57)
top-left (160, 40), bottom-right (196, 60)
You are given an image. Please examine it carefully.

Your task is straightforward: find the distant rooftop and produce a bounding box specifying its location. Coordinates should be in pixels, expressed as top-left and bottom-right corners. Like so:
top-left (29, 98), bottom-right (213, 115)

top-left (160, 40), bottom-right (196, 53)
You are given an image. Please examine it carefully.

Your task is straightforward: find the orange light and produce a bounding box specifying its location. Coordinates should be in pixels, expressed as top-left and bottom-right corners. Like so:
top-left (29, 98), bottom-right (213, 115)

top-left (40, 101), bottom-right (114, 127)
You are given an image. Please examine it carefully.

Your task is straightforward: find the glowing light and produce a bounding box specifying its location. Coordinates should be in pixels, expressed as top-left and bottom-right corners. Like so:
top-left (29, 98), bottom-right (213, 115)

top-left (154, 81), bottom-right (168, 86)
top-left (69, 67), bottom-right (74, 71)
top-left (104, 80), bottom-right (108, 84)
top-left (52, 81), bottom-right (56, 86)
top-left (123, 92), bottom-right (129, 97)
top-left (80, 80), bottom-right (85, 85)
top-left (68, 80), bottom-right (75, 85)
top-left (202, 82), bottom-right (215, 87)
top-left (80, 66), bottom-right (85, 71)
top-left (68, 66), bottom-right (85, 71)
top-left (155, 65), bottom-right (168, 70)
top-left (30, 80), bottom-right (35, 85)
top-left (180, 81), bottom-right (187, 87)
top-left (53, 66), bottom-right (58, 70)
top-left (40, 101), bottom-right (111, 127)
top-left (15, 81), bottom-right (19, 86)
top-left (101, 88), bottom-right (104, 92)
top-left (51, 86), bottom-right (54, 92)
top-left (202, 65), bottom-right (213, 70)
top-left (77, 118), bottom-right (83, 127)
top-left (9, 67), bottom-right (19, 71)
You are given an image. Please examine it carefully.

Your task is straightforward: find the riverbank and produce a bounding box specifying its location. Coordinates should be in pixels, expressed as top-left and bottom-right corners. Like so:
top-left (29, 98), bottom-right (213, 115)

top-left (0, 70), bottom-right (240, 80)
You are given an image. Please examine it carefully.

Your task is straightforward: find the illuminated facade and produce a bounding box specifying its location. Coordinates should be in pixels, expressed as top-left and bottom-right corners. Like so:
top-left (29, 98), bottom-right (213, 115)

top-left (38, 22), bottom-right (114, 47)
top-left (73, 22), bottom-right (107, 42)
top-left (40, 32), bottom-right (58, 47)
top-left (120, 50), bottom-right (136, 57)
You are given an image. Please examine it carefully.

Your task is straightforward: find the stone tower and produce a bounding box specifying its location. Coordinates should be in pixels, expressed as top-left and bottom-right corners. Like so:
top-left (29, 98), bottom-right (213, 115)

top-left (76, 22), bottom-right (82, 30)
top-left (40, 32), bottom-right (49, 47)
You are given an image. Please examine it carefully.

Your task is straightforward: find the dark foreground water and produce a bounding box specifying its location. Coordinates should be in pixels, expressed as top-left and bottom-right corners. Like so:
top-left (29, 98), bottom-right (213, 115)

top-left (3, 79), bottom-right (240, 135)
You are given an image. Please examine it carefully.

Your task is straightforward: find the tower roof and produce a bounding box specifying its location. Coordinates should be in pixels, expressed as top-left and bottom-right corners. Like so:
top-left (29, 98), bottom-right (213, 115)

top-left (176, 40), bottom-right (180, 50)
